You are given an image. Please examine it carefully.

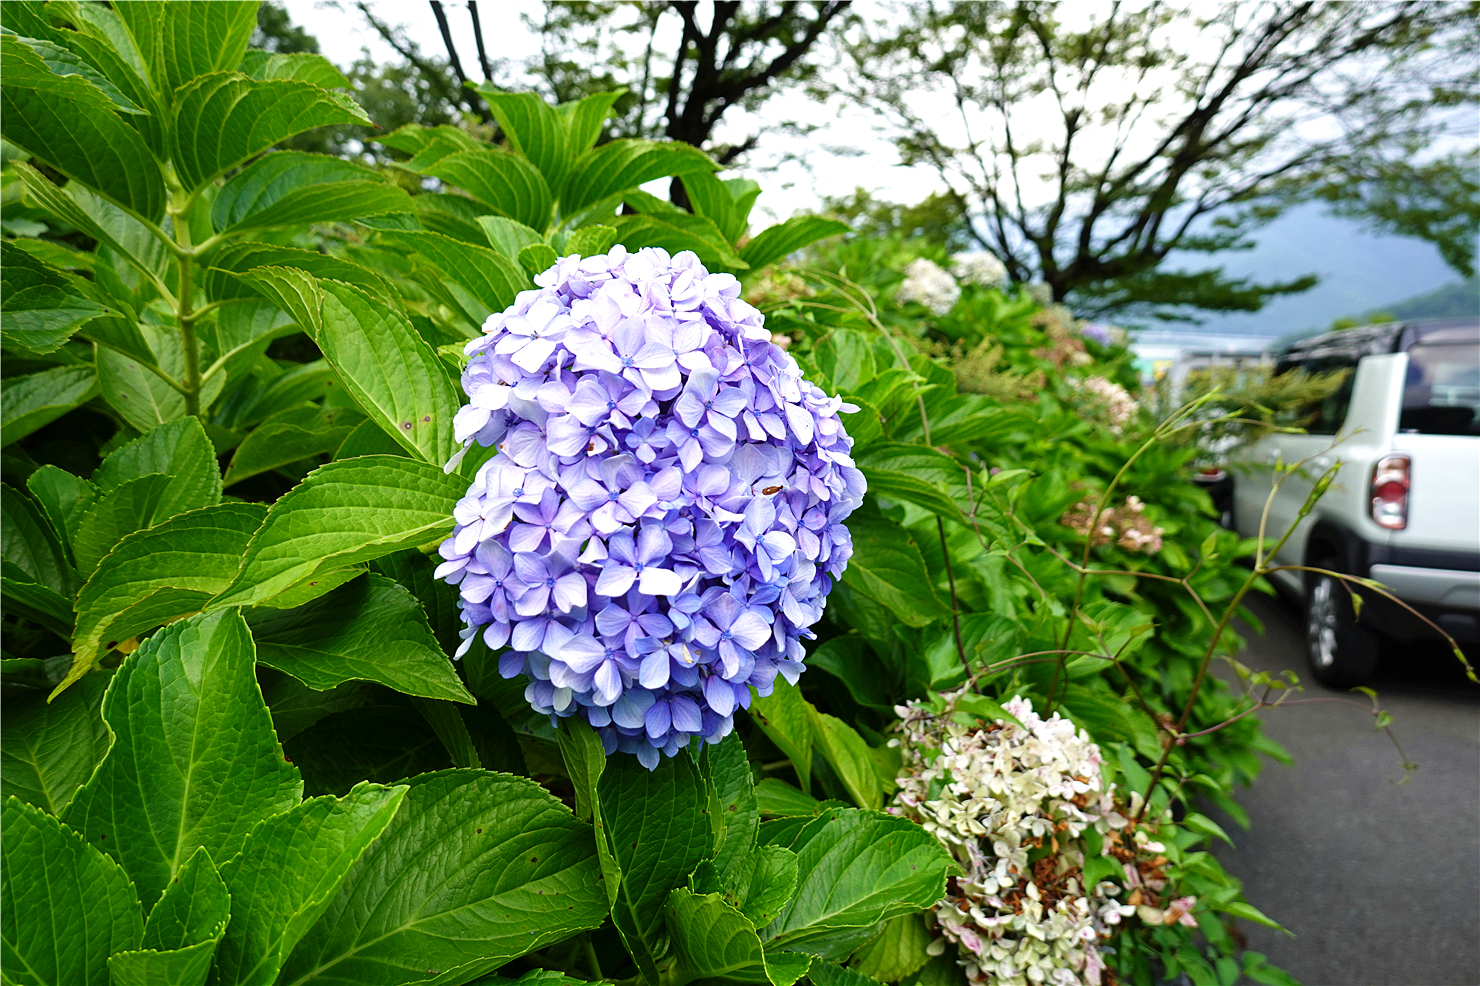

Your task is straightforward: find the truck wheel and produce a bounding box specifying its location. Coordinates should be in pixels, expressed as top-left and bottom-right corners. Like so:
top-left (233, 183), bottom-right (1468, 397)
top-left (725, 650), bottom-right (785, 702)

top-left (1305, 558), bottom-right (1379, 688)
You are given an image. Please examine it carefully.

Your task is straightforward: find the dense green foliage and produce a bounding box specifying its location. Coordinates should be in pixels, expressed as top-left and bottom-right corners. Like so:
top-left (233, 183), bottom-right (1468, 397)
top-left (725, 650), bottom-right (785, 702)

top-left (743, 241), bottom-right (1299, 983)
top-left (0, 4), bottom-right (1318, 985)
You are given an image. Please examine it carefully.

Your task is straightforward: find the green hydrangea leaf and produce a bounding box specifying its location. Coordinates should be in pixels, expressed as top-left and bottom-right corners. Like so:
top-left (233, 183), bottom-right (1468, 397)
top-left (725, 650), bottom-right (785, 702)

top-left (421, 149), bottom-right (552, 232)
top-left (0, 670), bottom-right (111, 816)
top-left (314, 279), bottom-right (465, 464)
top-left (214, 152), bottom-right (409, 234)
top-left (1, 796), bottom-right (144, 986)
top-left (115, 0), bottom-right (258, 97)
top-left (278, 769), bottom-right (607, 986)
top-left (0, 241), bottom-right (114, 354)
top-left (223, 402), bottom-right (364, 488)
top-left (171, 72), bottom-right (371, 192)
top-left (760, 809), bottom-right (958, 959)
top-left (560, 139), bottom-right (715, 216)
top-left (837, 506), bottom-right (953, 627)
top-left (66, 502), bottom-right (266, 689)
top-left (850, 914), bottom-right (934, 983)
top-left (24, 466), bottom-right (98, 558)
top-left (599, 751), bottom-right (713, 980)
top-left (108, 846), bottom-right (232, 986)
top-left (61, 610), bottom-right (303, 909)
top-left (0, 365), bottom-right (100, 448)
top-left (247, 574), bottom-right (473, 704)
top-left (738, 216), bottom-right (850, 271)
top-left (0, 34), bottom-right (165, 220)
top-left (702, 731), bottom-right (760, 879)
top-left (214, 783), bottom-right (408, 986)
top-left (206, 456), bottom-right (463, 610)
top-left (665, 889), bottom-right (810, 986)
top-left (476, 89), bottom-right (571, 194)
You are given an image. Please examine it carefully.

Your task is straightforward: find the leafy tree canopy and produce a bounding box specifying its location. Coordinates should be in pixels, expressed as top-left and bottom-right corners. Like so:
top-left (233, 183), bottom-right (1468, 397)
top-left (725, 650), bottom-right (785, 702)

top-left (826, 0), bottom-right (1480, 322)
top-left (251, 1), bottom-right (320, 54)
top-left (821, 187), bottom-right (974, 251)
top-left (338, 1), bottom-right (847, 203)
top-left (529, 1), bottom-right (849, 164)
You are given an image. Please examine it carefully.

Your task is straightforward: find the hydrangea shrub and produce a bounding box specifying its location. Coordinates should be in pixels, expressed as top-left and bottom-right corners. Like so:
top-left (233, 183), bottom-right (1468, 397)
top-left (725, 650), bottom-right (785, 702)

top-left (1070, 375), bottom-right (1140, 434)
top-left (896, 257), bottom-right (963, 315)
top-left (893, 694), bottom-right (1191, 986)
top-left (951, 250), bottom-right (1008, 288)
top-left (436, 247), bottom-right (865, 767)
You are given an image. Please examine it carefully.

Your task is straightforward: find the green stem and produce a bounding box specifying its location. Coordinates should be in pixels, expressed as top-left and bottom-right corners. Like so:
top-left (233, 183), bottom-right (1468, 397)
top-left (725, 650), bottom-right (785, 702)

top-left (1048, 394), bottom-right (1218, 712)
top-left (80, 335), bottom-right (189, 394)
top-left (937, 516), bottom-right (969, 675)
top-left (1135, 568), bottom-right (1258, 822)
top-left (584, 937), bottom-right (603, 981)
top-left (790, 267), bottom-right (969, 674)
top-left (171, 207), bottom-right (201, 418)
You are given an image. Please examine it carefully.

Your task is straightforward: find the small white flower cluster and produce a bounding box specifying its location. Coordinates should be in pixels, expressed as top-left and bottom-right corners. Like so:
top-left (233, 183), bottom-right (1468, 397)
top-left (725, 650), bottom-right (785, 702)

top-left (896, 258), bottom-right (962, 316)
top-left (893, 694), bottom-right (1183, 986)
top-left (1071, 376), bottom-right (1139, 433)
top-left (1061, 495), bottom-right (1166, 555)
top-left (952, 251), bottom-right (1008, 288)
top-left (1026, 282), bottom-right (1054, 307)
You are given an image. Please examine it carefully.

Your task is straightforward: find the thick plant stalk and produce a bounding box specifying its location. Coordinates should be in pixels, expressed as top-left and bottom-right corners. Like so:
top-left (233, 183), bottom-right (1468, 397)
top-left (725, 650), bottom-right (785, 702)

top-left (175, 233), bottom-right (200, 418)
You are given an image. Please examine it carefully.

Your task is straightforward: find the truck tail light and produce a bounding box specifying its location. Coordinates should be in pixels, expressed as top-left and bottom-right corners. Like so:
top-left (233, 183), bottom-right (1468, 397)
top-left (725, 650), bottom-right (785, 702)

top-left (1369, 453), bottom-right (1410, 530)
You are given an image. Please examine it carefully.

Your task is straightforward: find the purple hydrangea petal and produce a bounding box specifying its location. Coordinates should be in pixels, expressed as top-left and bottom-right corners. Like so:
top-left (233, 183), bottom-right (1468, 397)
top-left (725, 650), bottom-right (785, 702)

top-left (436, 247), bottom-right (865, 769)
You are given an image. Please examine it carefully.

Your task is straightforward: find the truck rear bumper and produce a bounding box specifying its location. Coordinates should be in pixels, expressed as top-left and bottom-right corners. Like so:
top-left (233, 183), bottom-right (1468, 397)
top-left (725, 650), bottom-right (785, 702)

top-left (1368, 564), bottom-right (1480, 610)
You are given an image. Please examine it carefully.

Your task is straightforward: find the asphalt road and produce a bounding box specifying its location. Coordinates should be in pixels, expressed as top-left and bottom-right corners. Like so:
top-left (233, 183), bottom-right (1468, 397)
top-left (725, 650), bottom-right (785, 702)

top-left (1208, 593), bottom-right (1480, 986)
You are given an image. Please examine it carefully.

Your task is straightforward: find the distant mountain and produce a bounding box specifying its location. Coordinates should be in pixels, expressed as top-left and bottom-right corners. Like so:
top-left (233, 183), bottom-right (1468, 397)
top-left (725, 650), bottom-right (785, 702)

top-left (1366, 277), bottom-right (1480, 321)
top-left (1159, 203), bottom-right (1457, 338)
top-left (1258, 276), bottom-right (1479, 352)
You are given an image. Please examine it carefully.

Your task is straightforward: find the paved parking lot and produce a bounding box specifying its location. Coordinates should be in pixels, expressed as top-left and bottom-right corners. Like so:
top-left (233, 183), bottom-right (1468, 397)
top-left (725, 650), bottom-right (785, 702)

top-left (1210, 593), bottom-right (1480, 985)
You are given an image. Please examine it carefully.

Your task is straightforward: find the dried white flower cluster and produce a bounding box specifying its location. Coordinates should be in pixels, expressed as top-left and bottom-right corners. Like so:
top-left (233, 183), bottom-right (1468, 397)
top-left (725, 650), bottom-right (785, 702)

top-left (1071, 376), bottom-right (1139, 433)
top-left (897, 258), bottom-right (962, 315)
top-left (1026, 282), bottom-right (1055, 307)
top-left (952, 251), bottom-right (1008, 288)
top-left (1060, 495), bottom-right (1165, 555)
top-left (893, 694), bottom-right (1187, 986)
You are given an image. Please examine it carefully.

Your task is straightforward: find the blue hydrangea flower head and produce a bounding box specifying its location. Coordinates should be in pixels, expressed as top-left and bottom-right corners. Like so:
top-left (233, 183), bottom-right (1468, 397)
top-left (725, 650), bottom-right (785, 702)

top-left (437, 246), bottom-right (865, 768)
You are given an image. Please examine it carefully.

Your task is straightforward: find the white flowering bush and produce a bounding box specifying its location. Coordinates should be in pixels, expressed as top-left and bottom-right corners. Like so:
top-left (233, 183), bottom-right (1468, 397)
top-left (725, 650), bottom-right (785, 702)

top-left (1070, 375), bottom-right (1140, 433)
top-left (893, 693), bottom-right (1190, 986)
top-left (952, 251), bottom-right (1008, 288)
top-left (1026, 281), bottom-right (1055, 307)
top-left (1061, 495), bottom-right (1166, 556)
top-left (897, 257), bottom-right (963, 315)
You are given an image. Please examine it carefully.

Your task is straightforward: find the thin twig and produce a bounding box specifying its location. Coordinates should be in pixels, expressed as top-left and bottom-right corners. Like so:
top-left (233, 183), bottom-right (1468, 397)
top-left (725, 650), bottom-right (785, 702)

top-left (468, 1), bottom-right (495, 81)
top-left (789, 266), bottom-right (972, 673)
top-left (938, 516), bottom-right (969, 674)
top-left (1270, 565), bottom-right (1476, 680)
top-left (1048, 393), bottom-right (1224, 711)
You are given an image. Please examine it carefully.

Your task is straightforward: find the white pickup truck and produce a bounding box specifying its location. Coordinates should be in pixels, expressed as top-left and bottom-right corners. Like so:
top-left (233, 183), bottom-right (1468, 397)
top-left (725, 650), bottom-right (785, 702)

top-left (1229, 318), bottom-right (1479, 686)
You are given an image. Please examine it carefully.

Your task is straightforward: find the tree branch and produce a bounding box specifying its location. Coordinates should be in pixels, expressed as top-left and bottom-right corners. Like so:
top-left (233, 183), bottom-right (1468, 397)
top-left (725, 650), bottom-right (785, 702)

top-left (428, 0), bottom-right (493, 123)
top-left (468, 1), bottom-right (496, 81)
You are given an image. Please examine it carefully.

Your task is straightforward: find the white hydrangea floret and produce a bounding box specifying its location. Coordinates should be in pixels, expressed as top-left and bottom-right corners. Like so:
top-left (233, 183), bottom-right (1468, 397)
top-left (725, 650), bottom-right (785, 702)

top-left (896, 258), bottom-right (962, 316)
top-left (893, 693), bottom-right (1187, 986)
top-left (1070, 375), bottom-right (1139, 434)
top-left (952, 251), bottom-right (1008, 288)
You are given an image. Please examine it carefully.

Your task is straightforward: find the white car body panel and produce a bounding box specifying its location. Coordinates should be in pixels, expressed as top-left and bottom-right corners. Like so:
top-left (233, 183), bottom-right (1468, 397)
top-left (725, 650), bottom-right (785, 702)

top-left (1367, 565), bottom-right (1480, 609)
top-left (1234, 355), bottom-right (1408, 583)
top-left (1387, 433), bottom-right (1480, 555)
top-left (1232, 350), bottom-right (1480, 607)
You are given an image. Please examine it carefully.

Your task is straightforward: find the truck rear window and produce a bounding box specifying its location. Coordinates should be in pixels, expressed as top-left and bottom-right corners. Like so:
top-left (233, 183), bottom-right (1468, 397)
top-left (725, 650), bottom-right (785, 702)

top-left (1402, 342), bottom-right (1480, 435)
